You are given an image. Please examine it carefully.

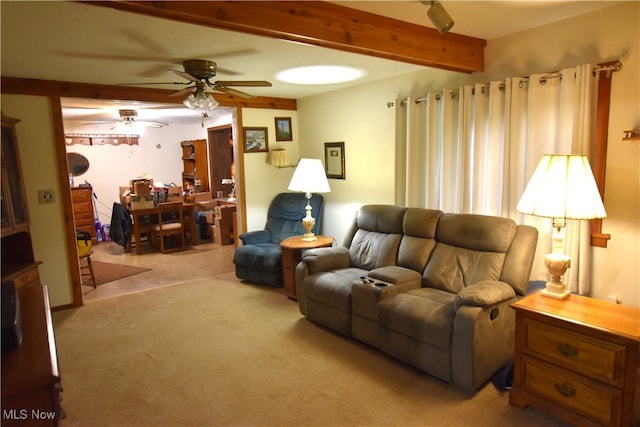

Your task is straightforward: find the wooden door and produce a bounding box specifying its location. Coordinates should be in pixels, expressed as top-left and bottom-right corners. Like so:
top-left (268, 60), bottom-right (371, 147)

top-left (208, 125), bottom-right (234, 198)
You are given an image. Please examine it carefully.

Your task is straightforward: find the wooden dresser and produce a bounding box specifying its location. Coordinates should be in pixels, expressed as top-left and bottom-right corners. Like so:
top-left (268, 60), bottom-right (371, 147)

top-left (1, 285), bottom-right (62, 426)
top-left (71, 186), bottom-right (97, 244)
top-left (510, 292), bottom-right (640, 426)
top-left (2, 115), bottom-right (62, 425)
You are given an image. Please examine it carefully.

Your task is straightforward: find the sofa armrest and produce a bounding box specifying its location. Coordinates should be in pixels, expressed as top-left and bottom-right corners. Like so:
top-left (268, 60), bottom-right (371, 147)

top-left (295, 247), bottom-right (350, 315)
top-left (453, 280), bottom-right (516, 311)
top-left (239, 230), bottom-right (270, 245)
top-left (301, 246), bottom-right (351, 274)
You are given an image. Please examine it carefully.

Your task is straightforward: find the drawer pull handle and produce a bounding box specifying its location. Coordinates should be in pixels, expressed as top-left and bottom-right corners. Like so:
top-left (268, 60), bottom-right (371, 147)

top-left (554, 382), bottom-right (576, 397)
top-left (557, 342), bottom-right (578, 357)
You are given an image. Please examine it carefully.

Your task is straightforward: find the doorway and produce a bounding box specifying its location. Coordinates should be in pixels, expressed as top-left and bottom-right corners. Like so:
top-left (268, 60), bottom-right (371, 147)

top-left (208, 125), bottom-right (234, 199)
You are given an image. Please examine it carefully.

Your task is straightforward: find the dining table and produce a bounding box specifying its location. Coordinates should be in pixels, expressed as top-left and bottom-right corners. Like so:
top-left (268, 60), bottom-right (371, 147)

top-left (129, 202), bottom-right (196, 255)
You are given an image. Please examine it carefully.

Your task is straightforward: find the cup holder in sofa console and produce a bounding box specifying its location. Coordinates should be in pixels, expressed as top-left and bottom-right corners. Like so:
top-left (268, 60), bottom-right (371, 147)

top-left (373, 282), bottom-right (388, 288)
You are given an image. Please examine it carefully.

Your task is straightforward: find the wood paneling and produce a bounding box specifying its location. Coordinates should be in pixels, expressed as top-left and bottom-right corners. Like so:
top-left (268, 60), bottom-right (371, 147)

top-left (85, 1), bottom-right (486, 73)
top-left (0, 77), bottom-right (297, 111)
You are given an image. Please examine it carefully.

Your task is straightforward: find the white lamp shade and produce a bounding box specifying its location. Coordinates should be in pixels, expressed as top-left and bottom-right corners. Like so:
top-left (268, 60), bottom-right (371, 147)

top-left (517, 154), bottom-right (606, 220)
top-left (288, 158), bottom-right (331, 194)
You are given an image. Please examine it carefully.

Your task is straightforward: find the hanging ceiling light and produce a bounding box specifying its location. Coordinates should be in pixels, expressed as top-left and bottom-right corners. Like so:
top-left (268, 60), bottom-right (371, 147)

top-left (183, 81), bottom-right (219, 118)
top-left (425, 1), bottom-right (455, 34)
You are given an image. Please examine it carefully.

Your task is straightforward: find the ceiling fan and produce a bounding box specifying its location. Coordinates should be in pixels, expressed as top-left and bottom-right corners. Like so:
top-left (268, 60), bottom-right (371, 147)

top-left (167, 59), bottom-right (272, 99)
top-left (123, 59), bottom-right (271, 118)
top-left (83, 109), bottom-right (168, 130)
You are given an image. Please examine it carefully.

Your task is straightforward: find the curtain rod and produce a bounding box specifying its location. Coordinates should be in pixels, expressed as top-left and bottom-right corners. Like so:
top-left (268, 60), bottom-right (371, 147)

top-left (396, 60), bottom-right (623, 106)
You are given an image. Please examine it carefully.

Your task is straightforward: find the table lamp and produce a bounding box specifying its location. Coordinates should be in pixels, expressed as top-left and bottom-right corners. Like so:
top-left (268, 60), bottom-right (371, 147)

top-left (221, 178), bottom-right (236, 201)
top-left (517, 154), bottom-right (606, 299)
top-left (288, 158), bottom-right (331, 241)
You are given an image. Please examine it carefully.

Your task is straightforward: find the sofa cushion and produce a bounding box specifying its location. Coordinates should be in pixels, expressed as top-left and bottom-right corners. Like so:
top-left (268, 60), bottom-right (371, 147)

top-left (349, 230), bottom-right (402, 270)
top-left (436, 213), bottom-right (516, 253)
top-left (303, 268), bottom-right (368, 311)
top-left (423, 244), bottom-right (505, 294)
top-left (423, 213), bottom-right (516, 294)
top-left (379, 288), bottom-right (456, 351)
top-left (355, 204), bottom-right (406, 234)
top-left (396, 208), bottom-right (442, 273)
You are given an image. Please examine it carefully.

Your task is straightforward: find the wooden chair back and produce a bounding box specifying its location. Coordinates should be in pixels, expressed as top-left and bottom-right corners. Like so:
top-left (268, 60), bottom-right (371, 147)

top-left (150, 202), bottom-right (185, 253)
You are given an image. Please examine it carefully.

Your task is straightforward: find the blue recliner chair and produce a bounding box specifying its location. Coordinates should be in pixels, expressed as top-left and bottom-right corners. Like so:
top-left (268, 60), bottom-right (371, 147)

top-left (233, 192), bottom-right (324, 287)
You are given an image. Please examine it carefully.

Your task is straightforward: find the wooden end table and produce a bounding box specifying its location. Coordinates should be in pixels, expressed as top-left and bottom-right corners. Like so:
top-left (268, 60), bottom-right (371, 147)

top-left (280, 235), bottom-right (333, 300)
top-left (510, 291), bottom-right (640, 426)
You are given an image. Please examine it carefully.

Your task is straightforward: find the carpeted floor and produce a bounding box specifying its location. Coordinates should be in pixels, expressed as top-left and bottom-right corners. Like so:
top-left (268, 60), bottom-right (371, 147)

top-left (52, 275), bottom-right (570, 427)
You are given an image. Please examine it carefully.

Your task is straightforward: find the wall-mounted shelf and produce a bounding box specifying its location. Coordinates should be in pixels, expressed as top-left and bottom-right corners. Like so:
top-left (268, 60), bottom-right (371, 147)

top-left (622, 129), bottom-right (640, 141)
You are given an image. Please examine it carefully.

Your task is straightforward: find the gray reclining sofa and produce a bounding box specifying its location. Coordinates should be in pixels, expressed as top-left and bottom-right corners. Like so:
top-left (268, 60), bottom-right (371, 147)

top-left (295, 204), bottom-right (538, 390)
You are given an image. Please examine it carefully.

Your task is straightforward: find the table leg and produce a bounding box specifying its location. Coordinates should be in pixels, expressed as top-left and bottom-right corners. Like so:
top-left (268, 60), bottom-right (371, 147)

top-left (133, 213), bottom-right (142, 255)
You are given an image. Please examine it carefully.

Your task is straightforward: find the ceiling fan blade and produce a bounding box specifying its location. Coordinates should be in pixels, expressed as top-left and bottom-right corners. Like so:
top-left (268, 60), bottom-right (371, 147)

top-left (81, 121), bottom-right (117, 126)
top-left (213, 86), bottom-right (256, 99)
top-left (169, 87), bottom-right (196, 98)
top-left (140, 121), bottom-right (169, 128)
top-left (118, 81), bottom-right (192, 86)
top-left (214, 80), bottom-right (272, 87)
top-left (169, 69), bottom-right (200, 82)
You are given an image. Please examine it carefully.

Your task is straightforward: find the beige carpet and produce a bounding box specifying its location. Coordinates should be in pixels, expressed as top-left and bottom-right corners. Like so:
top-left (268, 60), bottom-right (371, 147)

top-left (52, 275), bottom-right (569, 427)
top-left (88, 260), bottom-right (151, 286)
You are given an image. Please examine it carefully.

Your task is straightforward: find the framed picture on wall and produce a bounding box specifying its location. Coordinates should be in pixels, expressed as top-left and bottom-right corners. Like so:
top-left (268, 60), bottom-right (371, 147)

top-left (243, 127), bottom-right (269, 153)
top-left (275, 117), bottom-right (293, 141)
top-left (324, 142), bottom-right (345, 179)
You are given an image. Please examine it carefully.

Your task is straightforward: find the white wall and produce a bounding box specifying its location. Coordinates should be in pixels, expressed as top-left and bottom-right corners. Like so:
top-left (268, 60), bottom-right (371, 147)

top-left (298, 2), bottom-right (640, 306)
top-left (3, 95), bottom-right (74, 306)
top-left (64, 120), bottom-right (211, 226)
top-left (241, 108), bottom-right (299, 233)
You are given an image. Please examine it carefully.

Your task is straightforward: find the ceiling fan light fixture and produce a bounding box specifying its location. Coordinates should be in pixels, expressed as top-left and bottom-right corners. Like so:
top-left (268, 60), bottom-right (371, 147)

top-left (183, 90), bottom-right (219, 116)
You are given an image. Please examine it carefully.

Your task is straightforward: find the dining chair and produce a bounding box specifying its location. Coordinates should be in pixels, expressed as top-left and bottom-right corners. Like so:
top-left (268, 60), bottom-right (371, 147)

top-left (76, 229), bottom-right (96, 288)
top-left (149, 202), bottom-right (185, 253)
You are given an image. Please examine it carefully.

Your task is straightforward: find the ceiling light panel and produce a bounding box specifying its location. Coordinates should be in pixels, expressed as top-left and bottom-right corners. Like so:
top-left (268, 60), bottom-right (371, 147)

top-left (276, 65), bottom-right (365, 85)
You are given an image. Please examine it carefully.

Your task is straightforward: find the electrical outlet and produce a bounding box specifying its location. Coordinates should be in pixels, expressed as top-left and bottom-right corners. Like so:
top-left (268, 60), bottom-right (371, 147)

top-left (38, 189), bottom-right (56, 204)
top-left (607, 294), bottom-right (622, 304)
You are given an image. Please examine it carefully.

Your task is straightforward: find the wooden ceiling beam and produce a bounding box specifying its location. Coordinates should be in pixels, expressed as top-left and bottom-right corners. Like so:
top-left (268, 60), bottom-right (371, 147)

top-left (85, 1), bottom-right (485, 73)
top-left (0, 77), bottom-right (297, 110)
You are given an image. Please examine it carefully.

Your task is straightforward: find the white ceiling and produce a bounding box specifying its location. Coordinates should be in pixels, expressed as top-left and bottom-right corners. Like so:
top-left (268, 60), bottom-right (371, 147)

top-left (1, 1), bottom-right (621, 126)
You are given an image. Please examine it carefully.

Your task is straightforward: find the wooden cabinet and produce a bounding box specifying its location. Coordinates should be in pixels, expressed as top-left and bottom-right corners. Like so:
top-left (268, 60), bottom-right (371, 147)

top-left (1, 115), bottom-right (38, 285)
top-left (181, 139), bottom-right (209, 193)
top-left (510, 292), bottom-right (640, 426)
top-left (1, 284), bottom-right (62, 426)
top-left (1, 115), bottom-right (60, 424)
top-left (1, 116), bottom-right (29, 236)
top-left (71, 186), bottom-right (97, 244)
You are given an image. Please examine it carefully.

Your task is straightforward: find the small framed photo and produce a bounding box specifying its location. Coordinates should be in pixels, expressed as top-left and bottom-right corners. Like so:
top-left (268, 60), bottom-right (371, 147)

top-left (243, 127), bottom-right (269, 153)
top-left (275, 117), bottom-right (293, 141)
top-left (324, 142), bottom-right (345, 180)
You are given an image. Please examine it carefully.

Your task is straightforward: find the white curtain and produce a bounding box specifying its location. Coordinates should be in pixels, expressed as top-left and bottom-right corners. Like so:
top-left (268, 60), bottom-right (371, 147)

top-left (396, 63), bottom-right (598, 294)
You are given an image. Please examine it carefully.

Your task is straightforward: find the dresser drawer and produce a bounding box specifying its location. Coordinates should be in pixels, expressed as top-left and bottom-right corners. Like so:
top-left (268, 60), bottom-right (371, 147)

top-left (4, 266), bottom-right (40, 288)
top-left (71, 188), bottom-right (92, 203)
top-left (73, 201), bottom-right (93, 216)
top-left (523, 318), bottom-right (625, 386)
top-left (74, 211), bottom-right (94, 225)
top-left (522, 357), bottom-right (622, 426)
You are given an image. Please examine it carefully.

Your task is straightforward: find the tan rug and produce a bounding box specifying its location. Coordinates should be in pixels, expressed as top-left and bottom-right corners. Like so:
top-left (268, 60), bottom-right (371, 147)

top-left (88, 260), bottom-right (150, 286)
